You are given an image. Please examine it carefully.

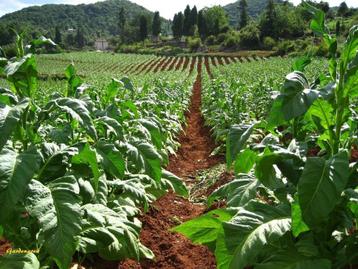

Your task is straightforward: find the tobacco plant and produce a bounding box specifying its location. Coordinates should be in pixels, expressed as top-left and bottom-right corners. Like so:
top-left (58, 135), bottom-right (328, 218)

top-left (0, 35), bottom-right (189, 268)
top-left (175, 3), bottom-right (357, 269)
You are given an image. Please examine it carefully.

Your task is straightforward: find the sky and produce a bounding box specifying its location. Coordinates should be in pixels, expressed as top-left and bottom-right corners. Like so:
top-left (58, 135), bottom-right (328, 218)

top-left (0, 0), bottom-right (358, 19)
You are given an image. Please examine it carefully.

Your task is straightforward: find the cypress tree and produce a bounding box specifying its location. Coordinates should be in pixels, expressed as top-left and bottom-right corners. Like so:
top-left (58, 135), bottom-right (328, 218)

top-left (54, 26), bottom-right (62, 45)
top-left (183, 5), bottom-right (191, 36)
top-left (152, 11), bottom-right (161, 38)
top-left (76, 27), bottom-right (85, 48)
top-left (239, 0), bottom-right (248, 29)
top-left (139, 15), bottom-right (148, 41)
top-left (118, 7), bottom-right (126, 35)
top-left (198, 10), bottom-right (207, 38)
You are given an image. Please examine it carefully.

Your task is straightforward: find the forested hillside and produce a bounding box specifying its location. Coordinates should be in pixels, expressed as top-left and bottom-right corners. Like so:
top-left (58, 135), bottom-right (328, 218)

top-left (0, 0), bottom-right (169, 46)
top-left (223, 0), bottom-right (283, 26)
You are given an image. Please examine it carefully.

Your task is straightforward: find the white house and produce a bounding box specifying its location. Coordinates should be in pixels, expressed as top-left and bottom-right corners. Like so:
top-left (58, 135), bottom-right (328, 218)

top-left (94, 39), bottom-right (109, 51)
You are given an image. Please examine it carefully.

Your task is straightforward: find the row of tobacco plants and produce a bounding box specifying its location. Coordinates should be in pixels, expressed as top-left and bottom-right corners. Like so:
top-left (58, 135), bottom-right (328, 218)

top-left (0, 36), bottom-right (191, 268)
top-left (175, 3), bottom-right (358, 269)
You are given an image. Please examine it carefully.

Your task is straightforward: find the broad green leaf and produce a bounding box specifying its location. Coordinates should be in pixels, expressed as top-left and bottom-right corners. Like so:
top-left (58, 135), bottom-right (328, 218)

top-left (123, 141), bottom-right (162, 182)
top-left (303, 2), bottom-right (326, 36)
top-left (65, 64), bottom-right (82, 97)
top-left (346, 188), bottom-right (358, 219)
top-left (0, 98), bottom-right (30, 151)
top-left (109, 179), bottom-right (151, 211)
top-left (223, 202), bottom-right (290, 269)
top-left (215, 227), bottom-right (233, 269)
top-left (224, 202), bottom-right (291, 269)
top-left (138, 119), bottom-right (163, 149)
top-left (308, 99), bottom-right (334, 129)
top-left (95, 174), bottom-right (108, 205)
top-left (255, 254), bottom-right (331, 269)
top-left (161, 169), bottom-right (188, 198)
top-left (29, 36), bottom-right (56, 51)
top-left (173, 209), bottom-right (235, 250)
top-left (0, 148), bottom-right (40, 223)
top-left (50, 97), bottom-right (97, 140)
top-left (234, 149), bottom-right (257, 174)
top-left (291, 196), bottom-right (310, 237)
top-left (121, 76), bottom-right (134, 92)
top-left (96, 142), bottom-right (125, 180)
top-left (80, 204), bottom-right (154, 261)
top-left (0, 87), bottom-right (18, 105)
top-left (208, 174), bottom-right (260, 207)
top-left (279, 72), bottom-right (320, 121)
top-left (72, 143), bottom-right (101, 192)
top-left (104, 78), bottom-right (121, 104)
top-left (226, 124), bottom-right (255, 168)
top-left (37, 144), bottom-right (78, 183)
top-left (343, 26), bottom-right (358, 97)
top-left (5, 54), bottom-right (38, 98)
top-left (298, 151), bottom-right (349, 228)
top-left (255, 147), bottom-right (300, 188)
top-left (0, 253), bottom-right (40, 269)
top-left (95, 116), bottom-right (123, 139)
top-left (292, 56), bottom-right (311, 72)
top-left (25, 177), bottom-right (82, 269)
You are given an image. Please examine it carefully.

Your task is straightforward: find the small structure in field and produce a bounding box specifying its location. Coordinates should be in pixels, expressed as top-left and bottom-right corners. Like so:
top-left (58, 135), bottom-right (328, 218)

top-left (94, 39), bottom-right (109, 51)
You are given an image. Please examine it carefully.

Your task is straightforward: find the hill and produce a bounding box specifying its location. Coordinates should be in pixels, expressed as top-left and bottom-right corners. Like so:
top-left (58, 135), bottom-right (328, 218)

top-left (223, 0), bottom-right (283, 27)
top-left (0, 0), bottom-right (168, 45)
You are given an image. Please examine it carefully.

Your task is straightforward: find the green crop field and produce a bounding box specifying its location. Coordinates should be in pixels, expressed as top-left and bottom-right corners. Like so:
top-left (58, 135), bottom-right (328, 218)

top-left (0, 4), bottom-right (357, 269)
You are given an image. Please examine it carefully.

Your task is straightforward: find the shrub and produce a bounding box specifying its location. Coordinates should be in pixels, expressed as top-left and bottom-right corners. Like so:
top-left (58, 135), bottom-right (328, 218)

top-left (275, 40), bottom-right (295, 56)
top-left (263, 36), bottom-right (276, 50)
top-left (222, 31), bottom-right (240, 49)
top-left (216, 33), bottom-right (227, 44)
top-left (238, 22), bottom-right (260, 49)
top-left (187, 37), bottom-right (202, 52)
top-left (206, 35), bottom-right (217, 45)
top-left (1, 44), bottom-right (17, 58)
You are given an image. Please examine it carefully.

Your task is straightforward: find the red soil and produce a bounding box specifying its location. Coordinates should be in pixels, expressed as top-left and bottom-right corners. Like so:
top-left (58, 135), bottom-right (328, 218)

top-left (119, 56), bottom-right (222, 269)
top-left (204, 56), bottom-right (213, 79)
top-left (152, 57), bottom-right (168, 73)
top-left (160, 57), bottom-right (174, 72)
top-left (182, 57), bottom-right (190, 72)
top-left (223, 57), bottom-right (231, 65)
top-left (230, 57), bottom-right (238, 63)
top-left (210, 57), bottom-right (217, 67)
top-left (167, 57), bottom-right (179, 71)
top-left (189, 57), bottom-right (197, 74)
top-left (136, 58), bottom-right (157, 74)
top-left (175, 57), bottom-right (184, 71)
top-left (216, 57), bottom-right (224, 66)
top-left (145, 57), bottom-right (163, 73)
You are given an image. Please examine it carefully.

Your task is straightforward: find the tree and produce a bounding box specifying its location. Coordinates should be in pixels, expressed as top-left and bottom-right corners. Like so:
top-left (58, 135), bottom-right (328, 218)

top-left (203, 6), bottom-right (229, 36)
top-left (76, 28), bottom-right (85, 48)
top-left (65, 33), bottom-right (74, 47)
top-left (336, 20), bottom-right (341, 36)
top-left (189, 6), bottom-right (198, 31)
top-left (260, 0), bottom-right (277, 38)
top-left (172, 12), bottom-right (184, 39)
top-left (317, 1), bottom-right (330, 13)
top-left (54, 26), bottom-right (62, 45)
top-left (198, 10), bottom-right (207, 38)
top-left (239, 0), bottom-right (248, 29)
top-left (183, 5), bottom-right (191, 36)
top-left (337, 2), bottom-right (349, 17)
top-left (152, 11), bottom-right (161, 38)
top-left (139, 15), bottom-right (148, 41)
top-left (118, 7), bottom-right (126, 35)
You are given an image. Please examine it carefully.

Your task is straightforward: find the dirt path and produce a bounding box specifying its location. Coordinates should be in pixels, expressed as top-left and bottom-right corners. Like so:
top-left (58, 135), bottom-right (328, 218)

top-left (119, 57), bottom-right (222, 269)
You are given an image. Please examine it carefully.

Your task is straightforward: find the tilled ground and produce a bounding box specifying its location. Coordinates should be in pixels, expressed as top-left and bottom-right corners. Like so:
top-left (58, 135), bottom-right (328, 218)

top-left (119, 57), bottom-right (223, 269)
